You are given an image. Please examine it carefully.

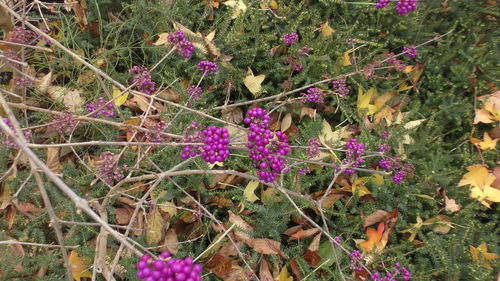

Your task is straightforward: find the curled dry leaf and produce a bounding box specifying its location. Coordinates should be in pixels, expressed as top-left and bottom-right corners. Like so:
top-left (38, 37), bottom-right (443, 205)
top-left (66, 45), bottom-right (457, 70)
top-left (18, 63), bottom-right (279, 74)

top-left (437, 188), bottom-right (461, 213)
top-left (259, 257), bottom-right (273, 281)
top-left (69, 250), bottom-right (92, 281)
top-left (160, 229), bottom-right (179, 255)
top-left (289, 228), bottom-right (320, 241)
top-left (46, 147), bottom-right (61, 173)
top-left (146, 207), bottom-right (165, 245)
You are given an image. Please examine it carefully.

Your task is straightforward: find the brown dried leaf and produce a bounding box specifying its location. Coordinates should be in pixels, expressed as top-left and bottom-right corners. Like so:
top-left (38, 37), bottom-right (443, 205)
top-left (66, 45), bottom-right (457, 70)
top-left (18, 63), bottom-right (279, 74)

top-left (300, 107), bottom-right (316, 120)
top-left (46, 147), bottom-right (61, 173)
top-left (362, 210), bottom-right (389, 228)
top-left (437, 188), bottom-right (461, 213)
top-left (281, 113), bottom-right (293, 132)
top-left (246, 238), bottom-right (286, 258)
top-left (15, 201), bottom-right (43, 216)
top-left (303, 249), bottom-right (321, 267)
top-left (289, 228), bottom-right (319, 241)
top-left (259, 257), bottom-right (273, 281)
top-left (222, 107), bottom-right (244, 124)
top-left (282, 225), bottom-right (303, 236)
top-left (290, 258), bottom-right (302, 280)
top-left (205, 253), bottom-right (233, 278)
top-left (160, 228), bottom-right (179, 255)
top-left (308, 233), bottom-right (322, 252)
top-left (228, 211), bottom-right (253, 242)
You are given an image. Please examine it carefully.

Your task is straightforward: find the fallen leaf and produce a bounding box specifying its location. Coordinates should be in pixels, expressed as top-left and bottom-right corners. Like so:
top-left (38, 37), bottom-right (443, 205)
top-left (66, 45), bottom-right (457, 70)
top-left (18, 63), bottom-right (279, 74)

top-left (246, 238), bottom-right (286, 258)
top-left (458, 165), bottom-right (500, 207)
top-left (281, 113), bottom-right (293, 132)
top-left (321, 21), bottom-right (336, 38)
top-left (223, 0), bottom-right (247, 19)
top-left (35, 72), bottom-right (52, 95)
top-left (300, 107), bottom-right (316, 120)
top-left (470, 132), bottom-right (498, 150)
top-left (358, 223), bottom-right (384, 252)
top-left (159, 201), bottom-right (178, 217)
top-left (424, 215), bottom-right (453, 234)
top-left (228, 211), bottom-right (253, 242)
top-left (69, 250), bottom-right (92, 281)
top-left (289, 228), bottom-right (320, 241)
top-left (114, 207), bottom-right (133, 225)
top-left (290, 259), bottom-right (302, 280)
top-left (205, 253), bottom-right (233, 278)
top-left (362, 210), bottom-right (389, 229)
top-left (469, 242), bottom-right (499, 269)
top-left (46, 147), bottom-right (61, 173)
top-left (308, 233), bottom-right (322, 252)
top-left (47, 86), bottom-right (85, 112)
top-left (146, 207), bottom-right (165, 245)
top-left (243, 180), bottom-right (260, 203)
top-left (474, 108), bottom-right (495, 124)
top-left (243, 68), bottom-right (265, 96)
top-left (342, 50), bottom-right (352, 66)
top-left (399, 216), bottom-right (423, 242)
top-left (303, 249), bottom-right (321, 267)
top-left (437, 188), bottom-right (461, 213)
top-left (259, 257), bottom-right (273, 281)
top-left (160, 228), bottom-right (179, 255)
top-left (277, 266), bottom-right (293, 281)
top-left (112, 85), bottom-right (129, 106)
top-left (153, 32), bottom-right (169, 46)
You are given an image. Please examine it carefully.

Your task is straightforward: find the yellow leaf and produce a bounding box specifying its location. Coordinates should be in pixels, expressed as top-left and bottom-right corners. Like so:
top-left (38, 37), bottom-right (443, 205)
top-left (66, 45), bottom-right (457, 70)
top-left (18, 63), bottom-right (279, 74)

top-left (112, 85), bottom-right (129, 106)
top-left (404, 65), bottom-right (414, 73)
top-left (458, 165), bottom-right (495, 190)
top-left (370, 174), bottom-right (384, 186)
top-left (146, 207), bottom-right (165, 245)
top-left (223, 0), bottom-right (247, 19)
top-left (159, 201), bottom-right (177, 217)
top-left (476, 132), bottom-right (498, 150)
top-left (69, 250), bottom-right (92, 281)
top-left (357, 87), bottom-right (377, 116)
top-left (403, 119), bottom-right (426, 130)
top-left (244, 180), bottom-right (260, 203)
top-left (398, 82), bottom-right (414, 92)
top-left (470, 242), bottom-right (499, 269)
top-left (342, 50), bottom-right (352, 66)
top-left (270, 0), bottom-right (279, 9)
top-left (153, 32), bottom-right (169, 46)
top-left (373, 91), bottom-right (395, 113)
top-left (483, 99), bottom-right (500, 121)
top-left (243, 68), bottom-right (265, 96)
top-left (321, 21), bottom-right (336, 38)
top-left (351, 177), bottom-right (371, 197)
top-left (276, 266), bottom-right (293, 281)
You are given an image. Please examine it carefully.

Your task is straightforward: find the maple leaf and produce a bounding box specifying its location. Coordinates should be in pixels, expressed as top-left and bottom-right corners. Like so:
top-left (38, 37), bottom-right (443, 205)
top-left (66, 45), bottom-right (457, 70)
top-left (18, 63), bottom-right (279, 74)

top-left (243, 68), bottom-right (265, 96)
top-left (478, 132), bottom-right (498, 150)
top-left (69, 250), bottom-right (92, 281)
top-left (358, 223), bottom-right (384, 252)
top-left (469, 242), bottom-right (499, 269)
top-left (320, 21), bottom-right (336, 38)
top-left (459, 165), bottom-right (500, 207)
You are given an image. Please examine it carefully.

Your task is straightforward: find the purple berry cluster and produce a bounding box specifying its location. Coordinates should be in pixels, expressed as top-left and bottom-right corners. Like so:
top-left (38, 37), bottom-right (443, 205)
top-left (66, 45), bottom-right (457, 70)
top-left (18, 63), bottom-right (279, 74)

top-left (301, 87), bottom-right (327, 104)
top-left (378, 143), bottom-right (391, 153)
top-left (299, 45), bottom-right (312, 56)
top-left (50, 111), bottom-right (78, 134)
top-left (395, 0), bottom-right (417, 16)
top-left (282, 32), bottom-right (299, 45)
top-left (307, 138), bottom-right (321, 158)
top-left (331, 80), bottom-right (351, 97)
top-left (187, 86), bottom-right (203, 102)
top-left (370, 262), bottom-right (411, 281)
top-left (1, 119), bottom-right (32, 149)
top-left (196, 61), bottom-right (218, 76)
top-left (349, 250), bottom-right (363, 272)
top-left (375, 0), bottom-right (390, 9)
top-left (378, 156), bottom-right (414, 183)
top-left (167, 31), bottom-right (194, 58)
top-left (8, 26), bottom-right (38, 45)
top-left (98, 152), bottom-right (126, 185)
top-left (343, 138), bottom-right (365, 174)
top-left (244, 108), bottom-right (290, 183)
top-left (86, 97), bottom-right (115, 118)
top-left (129, 66), bottom-right (156, 95)
top-left (137, 252), bottom-right (203, 281)
top-left (375, 0), bottom-right (417, 16)
top-left (403, 45), bottom-right (417, 59)
top-left (200, 126), bottom-right (230, 164)
top-left (145, 120), bottom-right (168, 143)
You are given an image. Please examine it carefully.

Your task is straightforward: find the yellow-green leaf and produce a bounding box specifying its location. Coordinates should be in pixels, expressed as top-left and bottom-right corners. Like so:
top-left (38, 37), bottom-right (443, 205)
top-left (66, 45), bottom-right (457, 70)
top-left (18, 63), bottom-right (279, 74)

top-left (112, 85), bottom-right (129, 107)
top-left (342, 50), bottom-right (352, 66)
top-left (321, 21), bottom-right (336, 38)
top-left (159, 201), bottom-right (178, 217)
top-left (244, 180), bottom-right (260, 202)
top-left (146, 207), bottom-right (165, 245)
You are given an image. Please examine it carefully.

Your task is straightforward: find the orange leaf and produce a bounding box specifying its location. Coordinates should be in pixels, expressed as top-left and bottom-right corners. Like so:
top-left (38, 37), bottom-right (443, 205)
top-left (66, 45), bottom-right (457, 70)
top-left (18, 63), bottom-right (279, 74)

top-left (358, 223), bottom-right (384, 252)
